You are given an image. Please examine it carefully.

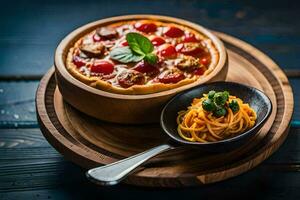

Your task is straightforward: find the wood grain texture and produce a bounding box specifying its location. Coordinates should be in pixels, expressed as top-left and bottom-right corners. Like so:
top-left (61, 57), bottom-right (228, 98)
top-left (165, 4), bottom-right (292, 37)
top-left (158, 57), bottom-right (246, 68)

top-left (0, 0), bottom-right (299, 198)
top-left (0, 78), bottom-right (299, 128)
top-left (289, 78), bottom-right (300, 124)
top-left (0, 81), bottom-right (38, 128)
top-left (36, 32), bottom-right (294, 187)
top-left (1, 0), bottom-right (299, 77)
top-left (1, 128), bottom-right (300, 199)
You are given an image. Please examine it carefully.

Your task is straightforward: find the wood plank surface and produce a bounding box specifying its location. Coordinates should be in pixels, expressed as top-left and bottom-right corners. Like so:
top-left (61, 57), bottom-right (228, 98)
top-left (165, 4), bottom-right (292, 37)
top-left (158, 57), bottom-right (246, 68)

top-left (1, 78), bottom-right (299, 129)
top-left (0, 81), bottom-right (38, 128)
top-left (0, 0), bottom-right (299, 198)
top-left (0, 0), bottom-right (299, 76)
top-left (289, 78), bottom-right (300, 126)
top-left (0, 128), bottom-right (299, 198)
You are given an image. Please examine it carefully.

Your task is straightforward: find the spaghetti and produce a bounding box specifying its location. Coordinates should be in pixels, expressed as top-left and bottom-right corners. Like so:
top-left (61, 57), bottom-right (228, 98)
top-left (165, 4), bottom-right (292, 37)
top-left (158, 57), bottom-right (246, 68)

top-left (177, 91), bottom-right (257, 143)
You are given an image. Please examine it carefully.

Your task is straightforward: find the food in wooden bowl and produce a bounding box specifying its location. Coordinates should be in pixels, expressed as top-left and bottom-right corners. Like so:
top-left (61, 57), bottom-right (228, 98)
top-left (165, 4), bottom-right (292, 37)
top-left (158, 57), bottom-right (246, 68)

top-left (55, 15), bottom-right (228, 124)
top-left (65, 20), bottom-right (219, 94)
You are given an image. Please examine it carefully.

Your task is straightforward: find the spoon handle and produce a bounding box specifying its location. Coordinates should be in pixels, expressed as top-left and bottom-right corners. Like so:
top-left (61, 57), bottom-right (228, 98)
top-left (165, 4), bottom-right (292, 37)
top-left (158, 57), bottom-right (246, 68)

top-left (86, 144), bottom-right (173, 186)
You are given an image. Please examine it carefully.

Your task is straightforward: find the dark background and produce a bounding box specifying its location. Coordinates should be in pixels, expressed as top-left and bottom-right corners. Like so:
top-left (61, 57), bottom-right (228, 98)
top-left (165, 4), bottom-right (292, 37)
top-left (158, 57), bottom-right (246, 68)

top-left (0, 0), bottom-right (299, 199)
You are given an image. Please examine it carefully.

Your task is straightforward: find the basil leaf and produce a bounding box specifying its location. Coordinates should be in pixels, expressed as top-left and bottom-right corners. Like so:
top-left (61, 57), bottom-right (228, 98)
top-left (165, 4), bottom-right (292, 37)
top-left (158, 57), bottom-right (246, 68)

top-left (144, 53), bottom-right (158, 65)
top-left (110, 32), bottom-right (157, 65)
top-left (110, 46), bottom-right (144, 63)
top-left (126, 33), bottom-right (154, 55)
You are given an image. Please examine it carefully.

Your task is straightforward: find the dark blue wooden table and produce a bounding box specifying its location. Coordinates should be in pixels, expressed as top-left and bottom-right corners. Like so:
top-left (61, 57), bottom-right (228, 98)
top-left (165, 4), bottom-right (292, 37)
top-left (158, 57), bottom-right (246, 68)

top-left (0, 0), bottom-right (299, 199)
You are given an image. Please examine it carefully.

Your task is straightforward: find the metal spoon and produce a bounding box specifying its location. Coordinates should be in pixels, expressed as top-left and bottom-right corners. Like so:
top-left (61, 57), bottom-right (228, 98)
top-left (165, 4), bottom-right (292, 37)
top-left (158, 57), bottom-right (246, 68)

top-left (86, 82), bottom-right (272, 186)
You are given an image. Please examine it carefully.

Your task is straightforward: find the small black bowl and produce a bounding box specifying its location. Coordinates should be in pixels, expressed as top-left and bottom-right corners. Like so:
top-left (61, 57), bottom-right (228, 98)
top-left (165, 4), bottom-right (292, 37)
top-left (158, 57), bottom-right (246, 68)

top-left (160, 81), bottom-right (272, 152)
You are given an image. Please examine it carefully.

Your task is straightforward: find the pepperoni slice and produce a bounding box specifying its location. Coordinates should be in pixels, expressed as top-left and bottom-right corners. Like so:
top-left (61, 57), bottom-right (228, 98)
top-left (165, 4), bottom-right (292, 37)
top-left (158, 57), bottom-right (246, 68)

top-left (160, 45), bottom-right (177, 58)
top-left (133, 61), bottom-right (160, 76)
top-left (117, 70), bottom-right (145, 88)
top-left (90, 60), bottom-right (114, 74)
top-left (73, 56), bottom-right (86, 68)
top-left (121, 41), bottom-right (128, 46)
top-left (151, 37), bottom-right (166, 46)
top-left (158, 71), bottom-right (185, 84)
top-left (176, 42), bottom-right (204, 57)
top-left (164, 26), bottom-right (184, 38)
top-left (183, 34), bottom-right (199, 42)
top-left (194, 67), bottom-right (206, 75)
top-left (135, 21), bottom-right (157, 33)
top-left (200, 57), bottom-right (210, 66)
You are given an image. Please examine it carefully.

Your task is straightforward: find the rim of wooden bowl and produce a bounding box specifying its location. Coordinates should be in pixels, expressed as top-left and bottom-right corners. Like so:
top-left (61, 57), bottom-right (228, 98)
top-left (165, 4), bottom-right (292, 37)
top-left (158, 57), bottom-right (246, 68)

top-left (55, 14), bottom-right (227, 100)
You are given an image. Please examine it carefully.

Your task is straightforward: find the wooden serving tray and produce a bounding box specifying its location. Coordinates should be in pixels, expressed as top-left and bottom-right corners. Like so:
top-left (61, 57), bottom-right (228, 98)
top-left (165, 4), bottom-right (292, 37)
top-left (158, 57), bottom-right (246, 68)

top-left (36, 32), bottom-right (294, 187)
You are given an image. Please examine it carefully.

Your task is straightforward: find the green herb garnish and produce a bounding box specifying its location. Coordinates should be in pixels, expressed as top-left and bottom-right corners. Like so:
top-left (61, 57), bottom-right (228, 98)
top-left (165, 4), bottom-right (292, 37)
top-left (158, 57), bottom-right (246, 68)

top-left (223, 91), bottom-right (229, 100)
top-left (202, 99), bottom-right (216, 112)
top-left (110, 32), bottom-right (158, 64)
top-left (214, 107), bottom-right (227, 117)
top-left (214, 91), bottom-right (229, 106)
top-left (202, 90), bottom-right (239, 117)
top-left (109, 46), bottom-right (144, 63)
top-left (207, 90), bottom-right (216, 99)
top-left (229, 100), bottom-right (240, 113)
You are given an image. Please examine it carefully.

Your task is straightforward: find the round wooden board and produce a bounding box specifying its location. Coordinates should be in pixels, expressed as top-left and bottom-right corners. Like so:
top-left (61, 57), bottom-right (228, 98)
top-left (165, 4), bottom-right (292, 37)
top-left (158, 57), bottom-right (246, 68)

top-left (36, 32), bottom-right (294, 187)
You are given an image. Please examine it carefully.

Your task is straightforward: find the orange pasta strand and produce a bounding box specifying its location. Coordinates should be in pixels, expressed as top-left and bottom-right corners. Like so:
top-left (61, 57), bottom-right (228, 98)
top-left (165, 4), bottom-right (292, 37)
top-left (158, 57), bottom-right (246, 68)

top-left (177, 95), bottom-right (257, 143)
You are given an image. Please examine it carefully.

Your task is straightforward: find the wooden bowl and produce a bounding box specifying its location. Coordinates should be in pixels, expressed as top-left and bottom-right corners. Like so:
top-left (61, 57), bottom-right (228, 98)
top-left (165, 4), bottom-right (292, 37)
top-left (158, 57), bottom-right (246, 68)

top-left (54, 15), bottom-right (228, 124)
